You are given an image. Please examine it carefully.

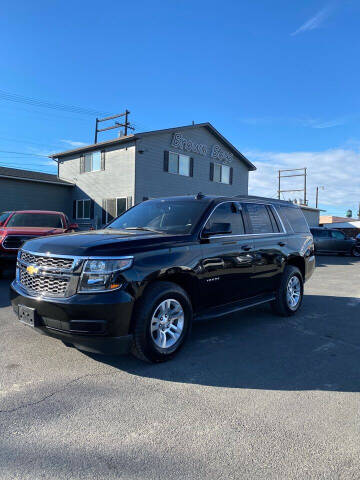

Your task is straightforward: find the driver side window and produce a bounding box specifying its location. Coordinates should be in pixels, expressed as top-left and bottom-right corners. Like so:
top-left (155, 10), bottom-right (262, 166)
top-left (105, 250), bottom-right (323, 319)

top-left (331, 230), bottom-right (345, 240)
top-left (204, 202), bottom-right (245, 235)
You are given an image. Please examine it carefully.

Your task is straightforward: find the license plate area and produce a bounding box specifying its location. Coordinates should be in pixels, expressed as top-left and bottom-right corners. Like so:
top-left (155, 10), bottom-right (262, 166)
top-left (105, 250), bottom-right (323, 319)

top-left (18, 305), bottom-right (36, 327)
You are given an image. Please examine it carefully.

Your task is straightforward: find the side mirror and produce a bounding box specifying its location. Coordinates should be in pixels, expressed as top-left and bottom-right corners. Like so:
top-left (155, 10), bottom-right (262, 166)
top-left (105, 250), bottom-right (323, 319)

top-left (202, 222), bottom-right (232, 237)
top-left (67, 223), bottom-right (78, 231)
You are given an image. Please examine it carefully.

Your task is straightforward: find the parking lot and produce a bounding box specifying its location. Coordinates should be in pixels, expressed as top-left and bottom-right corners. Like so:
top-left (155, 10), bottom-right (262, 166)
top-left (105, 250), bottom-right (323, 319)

top-left (1, 256), bottom-right (360, 479)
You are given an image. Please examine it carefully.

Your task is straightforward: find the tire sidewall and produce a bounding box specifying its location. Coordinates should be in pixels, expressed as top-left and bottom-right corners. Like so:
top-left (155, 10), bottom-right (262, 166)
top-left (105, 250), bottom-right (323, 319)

top-left (351, 247), bottom-right (360, 257)
top-left (283, 267), bottom-right (304, 315)
top-left (134, 283), bottom-right (192, 362)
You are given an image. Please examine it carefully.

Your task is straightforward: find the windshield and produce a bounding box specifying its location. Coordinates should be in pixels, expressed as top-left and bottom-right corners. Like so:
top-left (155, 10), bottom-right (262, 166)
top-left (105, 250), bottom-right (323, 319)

top-left (7, 213), bottom-right (63, 228)
top-left (0, 212), bottom-right (11, 225)
top-left (107, 199), bottom-right (207, 234)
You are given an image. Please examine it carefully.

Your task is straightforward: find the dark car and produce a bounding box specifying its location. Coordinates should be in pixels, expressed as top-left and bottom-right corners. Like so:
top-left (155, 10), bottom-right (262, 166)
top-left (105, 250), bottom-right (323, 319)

top-left (10, 195), bottom-right (315, 363)
top-left (310, 227), bottom-right (359, 256)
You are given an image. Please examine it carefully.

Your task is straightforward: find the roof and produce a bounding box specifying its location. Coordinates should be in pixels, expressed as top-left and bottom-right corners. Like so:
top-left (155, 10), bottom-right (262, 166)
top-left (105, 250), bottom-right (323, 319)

top-left (322, 221), bottom-right (360, 229)
top-left (50, 122), bottom-right (256, 171)
top-left (144, 194), bottom-right (299, 206)
top-left (0, 166), bottom-right (73, 187)
top-left (9, 210), bottom-right (65, 214)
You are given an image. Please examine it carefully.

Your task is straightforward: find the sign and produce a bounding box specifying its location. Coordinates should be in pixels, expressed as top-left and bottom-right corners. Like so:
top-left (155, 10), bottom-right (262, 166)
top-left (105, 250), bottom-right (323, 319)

top-left (171, 132), bottom-right (233, 164)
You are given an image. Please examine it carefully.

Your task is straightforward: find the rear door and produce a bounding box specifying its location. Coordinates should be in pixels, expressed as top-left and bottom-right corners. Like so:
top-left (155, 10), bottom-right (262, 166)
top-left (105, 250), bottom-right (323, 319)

top-left (330, 230), bottom-right (351, 252)
top-left (243, 203), bottom-right (285, 296)
top-left (199, 201), bottom-right (255, 308)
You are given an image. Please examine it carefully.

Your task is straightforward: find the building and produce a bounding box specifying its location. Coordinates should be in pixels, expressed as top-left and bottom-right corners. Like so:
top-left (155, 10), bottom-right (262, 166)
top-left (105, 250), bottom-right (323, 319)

top-left (50, 123), bottom-right (256, 228)
top-left (299, 205), bottom-right (321, 227)
top-left (0, 166), bottom-right (73, 215)
top-left (320, 216), bottom-right (360, 238)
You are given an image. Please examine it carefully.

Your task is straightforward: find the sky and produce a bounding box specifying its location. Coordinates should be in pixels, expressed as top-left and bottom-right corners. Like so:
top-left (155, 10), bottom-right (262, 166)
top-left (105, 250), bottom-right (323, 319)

top-left (0, 0), bottom-right (359, 216)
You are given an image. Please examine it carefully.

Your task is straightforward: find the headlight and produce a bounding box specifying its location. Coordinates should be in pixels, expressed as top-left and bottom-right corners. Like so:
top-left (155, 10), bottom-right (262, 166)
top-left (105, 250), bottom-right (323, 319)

top-left (78, 257), bottom-right (133, 293)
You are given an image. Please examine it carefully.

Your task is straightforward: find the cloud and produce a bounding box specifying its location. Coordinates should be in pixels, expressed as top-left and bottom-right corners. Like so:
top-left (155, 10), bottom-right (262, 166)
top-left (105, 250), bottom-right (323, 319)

top-left (60, 139), bottom-right (87, 147)
top-left (246, 147), bottom-right (360, 213)
top-left (291, 5), bottom-right (334, 36)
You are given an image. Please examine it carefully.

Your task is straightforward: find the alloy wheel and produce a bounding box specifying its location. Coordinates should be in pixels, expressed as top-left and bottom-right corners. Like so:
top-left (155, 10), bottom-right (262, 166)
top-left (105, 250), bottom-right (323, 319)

top-left (286, 275), bottom-right (301, 310)
top-left (150, 299), bottom-right (185, 349)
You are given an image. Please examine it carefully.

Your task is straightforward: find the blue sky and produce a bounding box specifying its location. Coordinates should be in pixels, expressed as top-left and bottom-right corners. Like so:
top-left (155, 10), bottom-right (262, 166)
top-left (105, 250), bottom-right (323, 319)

top-left (0, 0), bottom-right (359, 216)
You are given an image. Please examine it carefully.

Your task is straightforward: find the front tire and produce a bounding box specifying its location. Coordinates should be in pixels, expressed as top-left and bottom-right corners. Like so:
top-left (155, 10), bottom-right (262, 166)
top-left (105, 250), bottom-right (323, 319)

top-left (271, 265), bottom-right (304, 317)
top-left (132, 281), bottom-right (192, 363)
top-left (351, 246), bottom-right (360, 257)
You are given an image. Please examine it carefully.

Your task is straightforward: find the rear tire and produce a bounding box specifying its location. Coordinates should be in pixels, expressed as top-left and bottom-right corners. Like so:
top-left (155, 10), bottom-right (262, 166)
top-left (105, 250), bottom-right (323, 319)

top-left (271, 265), bottom-right (304, 317)
top-left (131, 281), bottom-right (192, 363)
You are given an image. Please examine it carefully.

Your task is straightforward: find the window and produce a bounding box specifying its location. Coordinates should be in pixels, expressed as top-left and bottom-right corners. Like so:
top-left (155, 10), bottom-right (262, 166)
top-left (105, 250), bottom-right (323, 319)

top-left (277, 206), bottom-right (310, 233)
top-left (76, 199), bottom-right (91, 219)
top-left (7, 213), bottom-right (63, 228)
top-left (82, 151), bottom-right (103, 173)
top-left (244, 203), bottom-right (274, 234)
top-left (103, 197), bottom-right (128, 224)
top-left (204, 202), bottom-right (244, 235)
top-left (168, 152), bottom-right (191, 176)
top-left (211, 163), bottom-right (232, 184)
top-left (107, 198), bottom-right (207, 234)
top-left (311, 228), bottom-right (330, 238)
top-left (331, 230), bottom-right (345, 240)
top-left (0, 212), bottom-right (11, 225)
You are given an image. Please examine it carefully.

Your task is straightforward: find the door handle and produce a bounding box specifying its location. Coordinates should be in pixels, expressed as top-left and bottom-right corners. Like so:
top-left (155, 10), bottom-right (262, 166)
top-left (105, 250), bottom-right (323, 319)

top-left (241, 245), bottom-right (252, 251)
top-left (278, 241), bottom-right (286, 247)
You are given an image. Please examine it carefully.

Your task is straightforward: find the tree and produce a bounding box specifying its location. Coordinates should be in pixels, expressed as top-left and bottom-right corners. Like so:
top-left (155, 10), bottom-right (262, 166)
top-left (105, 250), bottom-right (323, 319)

top-left (346, 209), bottom-right (353, 218)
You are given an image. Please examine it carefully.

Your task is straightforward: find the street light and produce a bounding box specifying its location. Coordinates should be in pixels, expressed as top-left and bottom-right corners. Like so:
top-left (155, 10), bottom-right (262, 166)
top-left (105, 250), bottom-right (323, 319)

top-left (315, 186), bottom-right (324, 208)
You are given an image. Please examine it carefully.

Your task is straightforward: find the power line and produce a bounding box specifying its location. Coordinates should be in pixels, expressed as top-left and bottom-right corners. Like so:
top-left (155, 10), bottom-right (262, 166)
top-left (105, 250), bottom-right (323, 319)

top-left (0, 149), bottom-right (49, 157)
top-left (0, 89), bottom-right (109, 117)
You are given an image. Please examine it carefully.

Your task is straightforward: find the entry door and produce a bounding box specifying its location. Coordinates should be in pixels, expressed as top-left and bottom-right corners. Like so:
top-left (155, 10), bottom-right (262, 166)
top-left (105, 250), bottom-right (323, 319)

top-left (199, 202), bottom-right (255, 308)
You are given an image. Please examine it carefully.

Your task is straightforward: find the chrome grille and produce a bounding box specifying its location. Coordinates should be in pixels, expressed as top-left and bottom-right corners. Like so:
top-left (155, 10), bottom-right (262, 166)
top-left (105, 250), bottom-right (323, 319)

top-left (20, 250), bottom-right (73, 270)
top-left (19, 265), bottom-right (69, 297)
top-left (17, 249), bottom-right (76, 298)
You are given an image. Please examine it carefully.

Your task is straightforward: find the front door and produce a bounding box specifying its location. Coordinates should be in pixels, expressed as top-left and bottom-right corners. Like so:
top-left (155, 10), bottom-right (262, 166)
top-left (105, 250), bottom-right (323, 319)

top-left (199, 202), bottom-right (255, 309)
top-left (330, 230), bottom-right (349, 252)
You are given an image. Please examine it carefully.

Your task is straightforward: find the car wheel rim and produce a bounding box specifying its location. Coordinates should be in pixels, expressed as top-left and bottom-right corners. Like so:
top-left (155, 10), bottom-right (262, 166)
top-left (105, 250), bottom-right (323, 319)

top-left (286, 276), bottom-right (301, 310)
top-left (353, 248), bottom-right (360, 257)
top-left (150, 299), bottom-right (185, 349)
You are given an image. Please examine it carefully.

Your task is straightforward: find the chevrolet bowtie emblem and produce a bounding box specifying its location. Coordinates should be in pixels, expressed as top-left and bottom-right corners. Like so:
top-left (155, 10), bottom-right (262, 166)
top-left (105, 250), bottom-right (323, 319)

top-left (26, 265), bottom-right (39, 275)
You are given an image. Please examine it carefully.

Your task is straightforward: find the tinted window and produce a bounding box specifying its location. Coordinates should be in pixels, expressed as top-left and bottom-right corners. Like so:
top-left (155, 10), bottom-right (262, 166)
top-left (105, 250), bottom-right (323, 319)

top-left (7, 213), bottom-right (63, 228)
top-left (278, 205), bottom-right (309, 233)
top-left (311, 228), bottom-right (330, 238)
top-left (108, 199), bottom-right (207, 234)
top-left (0, 212), bottom-right (11, 224)
top-left (331, 230), bottom-right (345, 240)
top-left (245, 203), bottom-right (274, 234)
top-left (204, 202), bottom-right (244, 235)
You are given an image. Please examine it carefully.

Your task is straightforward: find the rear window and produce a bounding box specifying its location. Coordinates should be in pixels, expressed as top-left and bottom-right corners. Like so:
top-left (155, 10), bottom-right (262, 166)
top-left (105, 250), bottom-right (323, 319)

top-left (277, 206), bottom-right (310, 233)
top-left (6, 213), bottom-right (63, 228)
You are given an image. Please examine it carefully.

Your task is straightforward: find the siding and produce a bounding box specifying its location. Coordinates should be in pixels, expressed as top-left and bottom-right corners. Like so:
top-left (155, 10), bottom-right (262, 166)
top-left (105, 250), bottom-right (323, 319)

top-left (0, 178), bottom-right (72, 215)
top-left (58, 143), bottom-right (135, 228)
top-left (301, 208), bottom-right (320, 227)
top-left (134, 126), bottom-right (249, 203)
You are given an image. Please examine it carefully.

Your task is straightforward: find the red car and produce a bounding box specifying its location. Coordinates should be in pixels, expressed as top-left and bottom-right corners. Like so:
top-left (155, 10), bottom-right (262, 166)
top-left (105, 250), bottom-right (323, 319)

top-left (0, 210), bottom-right (77, 271)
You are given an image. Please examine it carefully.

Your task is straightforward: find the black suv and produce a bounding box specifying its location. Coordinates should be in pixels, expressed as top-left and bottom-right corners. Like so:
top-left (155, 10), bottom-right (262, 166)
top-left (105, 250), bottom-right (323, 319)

top-left (10, 195), bottom-right (315, 362)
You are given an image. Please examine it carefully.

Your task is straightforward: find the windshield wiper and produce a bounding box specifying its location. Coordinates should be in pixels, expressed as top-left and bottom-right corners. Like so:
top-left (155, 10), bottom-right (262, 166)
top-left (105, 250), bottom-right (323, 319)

top-left (124, 227), bottom-right (162, 233)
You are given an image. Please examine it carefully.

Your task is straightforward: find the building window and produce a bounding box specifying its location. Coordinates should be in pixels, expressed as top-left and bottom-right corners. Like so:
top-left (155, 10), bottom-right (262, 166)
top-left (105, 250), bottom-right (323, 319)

top-left (168, 152), bottom-right (191, 176)
top-left (213, 163), bottom-right (231, 184)
top-left (102, 197), bottom-right (129, 224)
top-left (76, 199), bottom-right (91, 219)
top-left (81, 150), bottom-right (104, 173)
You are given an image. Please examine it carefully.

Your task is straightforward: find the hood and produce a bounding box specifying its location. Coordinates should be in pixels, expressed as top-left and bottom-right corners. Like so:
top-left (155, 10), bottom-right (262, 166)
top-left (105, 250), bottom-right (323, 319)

top-left (3, 227), bottom-right (64, 236)
top-left (21, 229), bottom-right (192, 256)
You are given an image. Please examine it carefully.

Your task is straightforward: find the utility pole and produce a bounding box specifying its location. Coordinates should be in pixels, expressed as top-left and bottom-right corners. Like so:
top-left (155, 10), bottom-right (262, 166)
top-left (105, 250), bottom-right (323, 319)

top-left (277, 168), bottom-right (307, 204)
top-left (94, 110), bottom-right (134, 144)
top-left (315, 186), bottom-right (324, 208)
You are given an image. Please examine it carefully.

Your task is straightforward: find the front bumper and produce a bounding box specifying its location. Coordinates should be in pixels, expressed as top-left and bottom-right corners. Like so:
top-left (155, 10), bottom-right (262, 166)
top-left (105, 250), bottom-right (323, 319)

top-left (10, 280), bottom-right (134, 354)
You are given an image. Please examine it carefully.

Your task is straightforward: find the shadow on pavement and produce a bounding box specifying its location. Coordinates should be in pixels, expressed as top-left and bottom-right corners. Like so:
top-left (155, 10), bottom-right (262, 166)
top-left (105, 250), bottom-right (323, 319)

top-left (87, 292), bottom-right (360, 393)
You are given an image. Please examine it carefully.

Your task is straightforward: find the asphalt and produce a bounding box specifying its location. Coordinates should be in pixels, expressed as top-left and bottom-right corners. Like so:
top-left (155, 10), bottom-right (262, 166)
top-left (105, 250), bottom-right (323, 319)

top-left (1, 255), bottom-right (360, 479)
